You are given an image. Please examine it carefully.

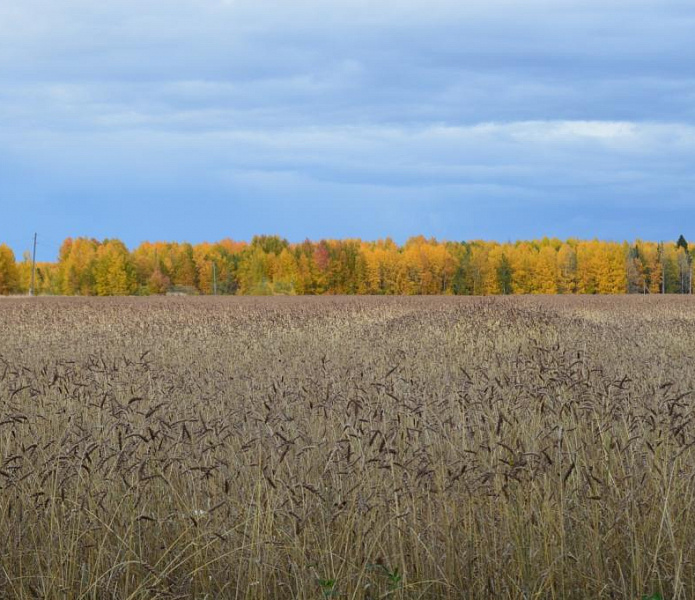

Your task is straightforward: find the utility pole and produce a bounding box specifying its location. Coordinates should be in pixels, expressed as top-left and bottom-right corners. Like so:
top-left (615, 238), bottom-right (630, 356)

top-left (660, 242), bottom-right (666, 295)
top-left (212, 261), bottom-right (217, 295)
top-left (29, 233), bottom-right (37, 296)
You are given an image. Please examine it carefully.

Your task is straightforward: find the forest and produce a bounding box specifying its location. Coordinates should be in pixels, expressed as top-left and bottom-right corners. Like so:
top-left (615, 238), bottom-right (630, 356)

top-left (0, 235), bottom-right (692, 296)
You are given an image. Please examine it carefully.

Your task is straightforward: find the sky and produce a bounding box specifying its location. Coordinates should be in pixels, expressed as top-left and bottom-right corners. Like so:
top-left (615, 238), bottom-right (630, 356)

top-left (1, 0), bottom-right (695, 261)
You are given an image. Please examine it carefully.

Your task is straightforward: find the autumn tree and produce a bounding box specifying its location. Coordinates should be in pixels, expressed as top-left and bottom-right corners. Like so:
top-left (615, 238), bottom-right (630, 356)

top-left (535, 246), bottom-right (559, 294)
top-left (251, 235), bottom-right (289, 256)
top-left (272, 248), bottom-right (299, 294)
top-left (291, 241), bottom-right (322, 295)
top-left (129, 242), bottom-right (167, 294)
top-left (626, 245), bottom-right (646, 294)
top-left (639, 242), bottom-right (662, 293)
top-left (59, 238), bottom-right (99, 295)
top-left (496, 253), bottom-right (513, 295)
top-left (170, 243), bottom-right (198, 290)
top-left (237, 246), bottom-right (272, 295)
top-left (557, 243), bottom-right (578, 293)
top-left (94, 239), bottom-right (137, 296)
top-left (595, 243), bottom-right (627, 294)
top-left (468, 242), bottom-right (496, 295)
top-left (15, 249), bottom-right (60, 295)
top-left (659, 243), bottom-right (681, 293)
top-left (0, 244), bottom-right (19, 295)
top-left (451, 243), bottom-right (474, 295)
top-left (193, 240), bottom-right (244, 295)
top-left (16, 234), bottom-right (695, 297)
top-left (326, 240), bottom-right (361, 294)
top-left (362, 240), bottom-right (400, 294)
top-left (411, 239), bottom-right (456, 294)
top-left (509, 243), bottom-right (535, 294)
top-left (148, 268), bottom-right (171, 295)
top-left (312, 241), bottom-right (331, 293)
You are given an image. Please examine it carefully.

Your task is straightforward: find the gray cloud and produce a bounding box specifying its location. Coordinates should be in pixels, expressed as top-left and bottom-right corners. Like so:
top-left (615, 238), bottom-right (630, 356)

top-left (1, 0), bottom-right (694, 255)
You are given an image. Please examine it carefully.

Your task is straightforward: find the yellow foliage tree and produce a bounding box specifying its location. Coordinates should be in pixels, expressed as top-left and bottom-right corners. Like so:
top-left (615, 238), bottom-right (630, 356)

top-left (272, 248), bottom-right (299, 294)
top-left (94, 240), bottom-right (137, 296)
top-left (59, 238), bottom-right (99, 295)
top-left (535, 246), bottom-right (559, 294)
top-left (0, 244), bottom-right (19, 295)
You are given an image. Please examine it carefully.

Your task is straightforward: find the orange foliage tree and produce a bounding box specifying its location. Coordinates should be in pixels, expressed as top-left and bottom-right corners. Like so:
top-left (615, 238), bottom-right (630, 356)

top-left (3, 234), bottom-right (693, 296)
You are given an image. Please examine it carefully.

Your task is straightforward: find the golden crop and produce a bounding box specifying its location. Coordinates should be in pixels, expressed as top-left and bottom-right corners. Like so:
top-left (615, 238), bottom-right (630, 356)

top-left (0, 296), bottom-right (694, 599)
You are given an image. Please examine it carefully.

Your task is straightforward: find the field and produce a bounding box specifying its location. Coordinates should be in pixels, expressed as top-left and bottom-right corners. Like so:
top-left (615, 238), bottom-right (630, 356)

top-left (1, 296), bottom-right (695, 599)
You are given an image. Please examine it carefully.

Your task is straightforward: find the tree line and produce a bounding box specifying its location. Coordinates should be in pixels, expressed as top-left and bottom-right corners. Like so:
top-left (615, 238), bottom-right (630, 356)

top-left (0, 235), bottom-right (693, 296)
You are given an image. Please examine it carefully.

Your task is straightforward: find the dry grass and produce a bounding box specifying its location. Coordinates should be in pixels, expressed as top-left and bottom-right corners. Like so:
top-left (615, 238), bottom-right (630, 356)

top-left (1, 295), bottom-right (695, 599)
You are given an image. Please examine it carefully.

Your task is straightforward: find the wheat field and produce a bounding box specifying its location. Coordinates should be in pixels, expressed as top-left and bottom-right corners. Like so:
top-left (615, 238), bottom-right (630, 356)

top-left (1, 296), bottom-right (694, 599)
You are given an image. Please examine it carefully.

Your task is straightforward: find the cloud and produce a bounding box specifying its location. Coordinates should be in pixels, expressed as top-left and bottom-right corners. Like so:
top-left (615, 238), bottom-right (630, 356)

top-left (1, 0), bottom-right (695, 254)
top-left (3, 120), bottom-right (693, 200)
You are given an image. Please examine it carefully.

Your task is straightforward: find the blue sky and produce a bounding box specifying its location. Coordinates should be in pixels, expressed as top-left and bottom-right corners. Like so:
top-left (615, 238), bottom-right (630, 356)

top-left (1, 0), bottom-right (694, 261)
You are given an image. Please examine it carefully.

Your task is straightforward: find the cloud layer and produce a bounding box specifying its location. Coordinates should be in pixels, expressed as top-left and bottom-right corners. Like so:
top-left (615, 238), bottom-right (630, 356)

top-left (2, 0), bottom-right (694, 257)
